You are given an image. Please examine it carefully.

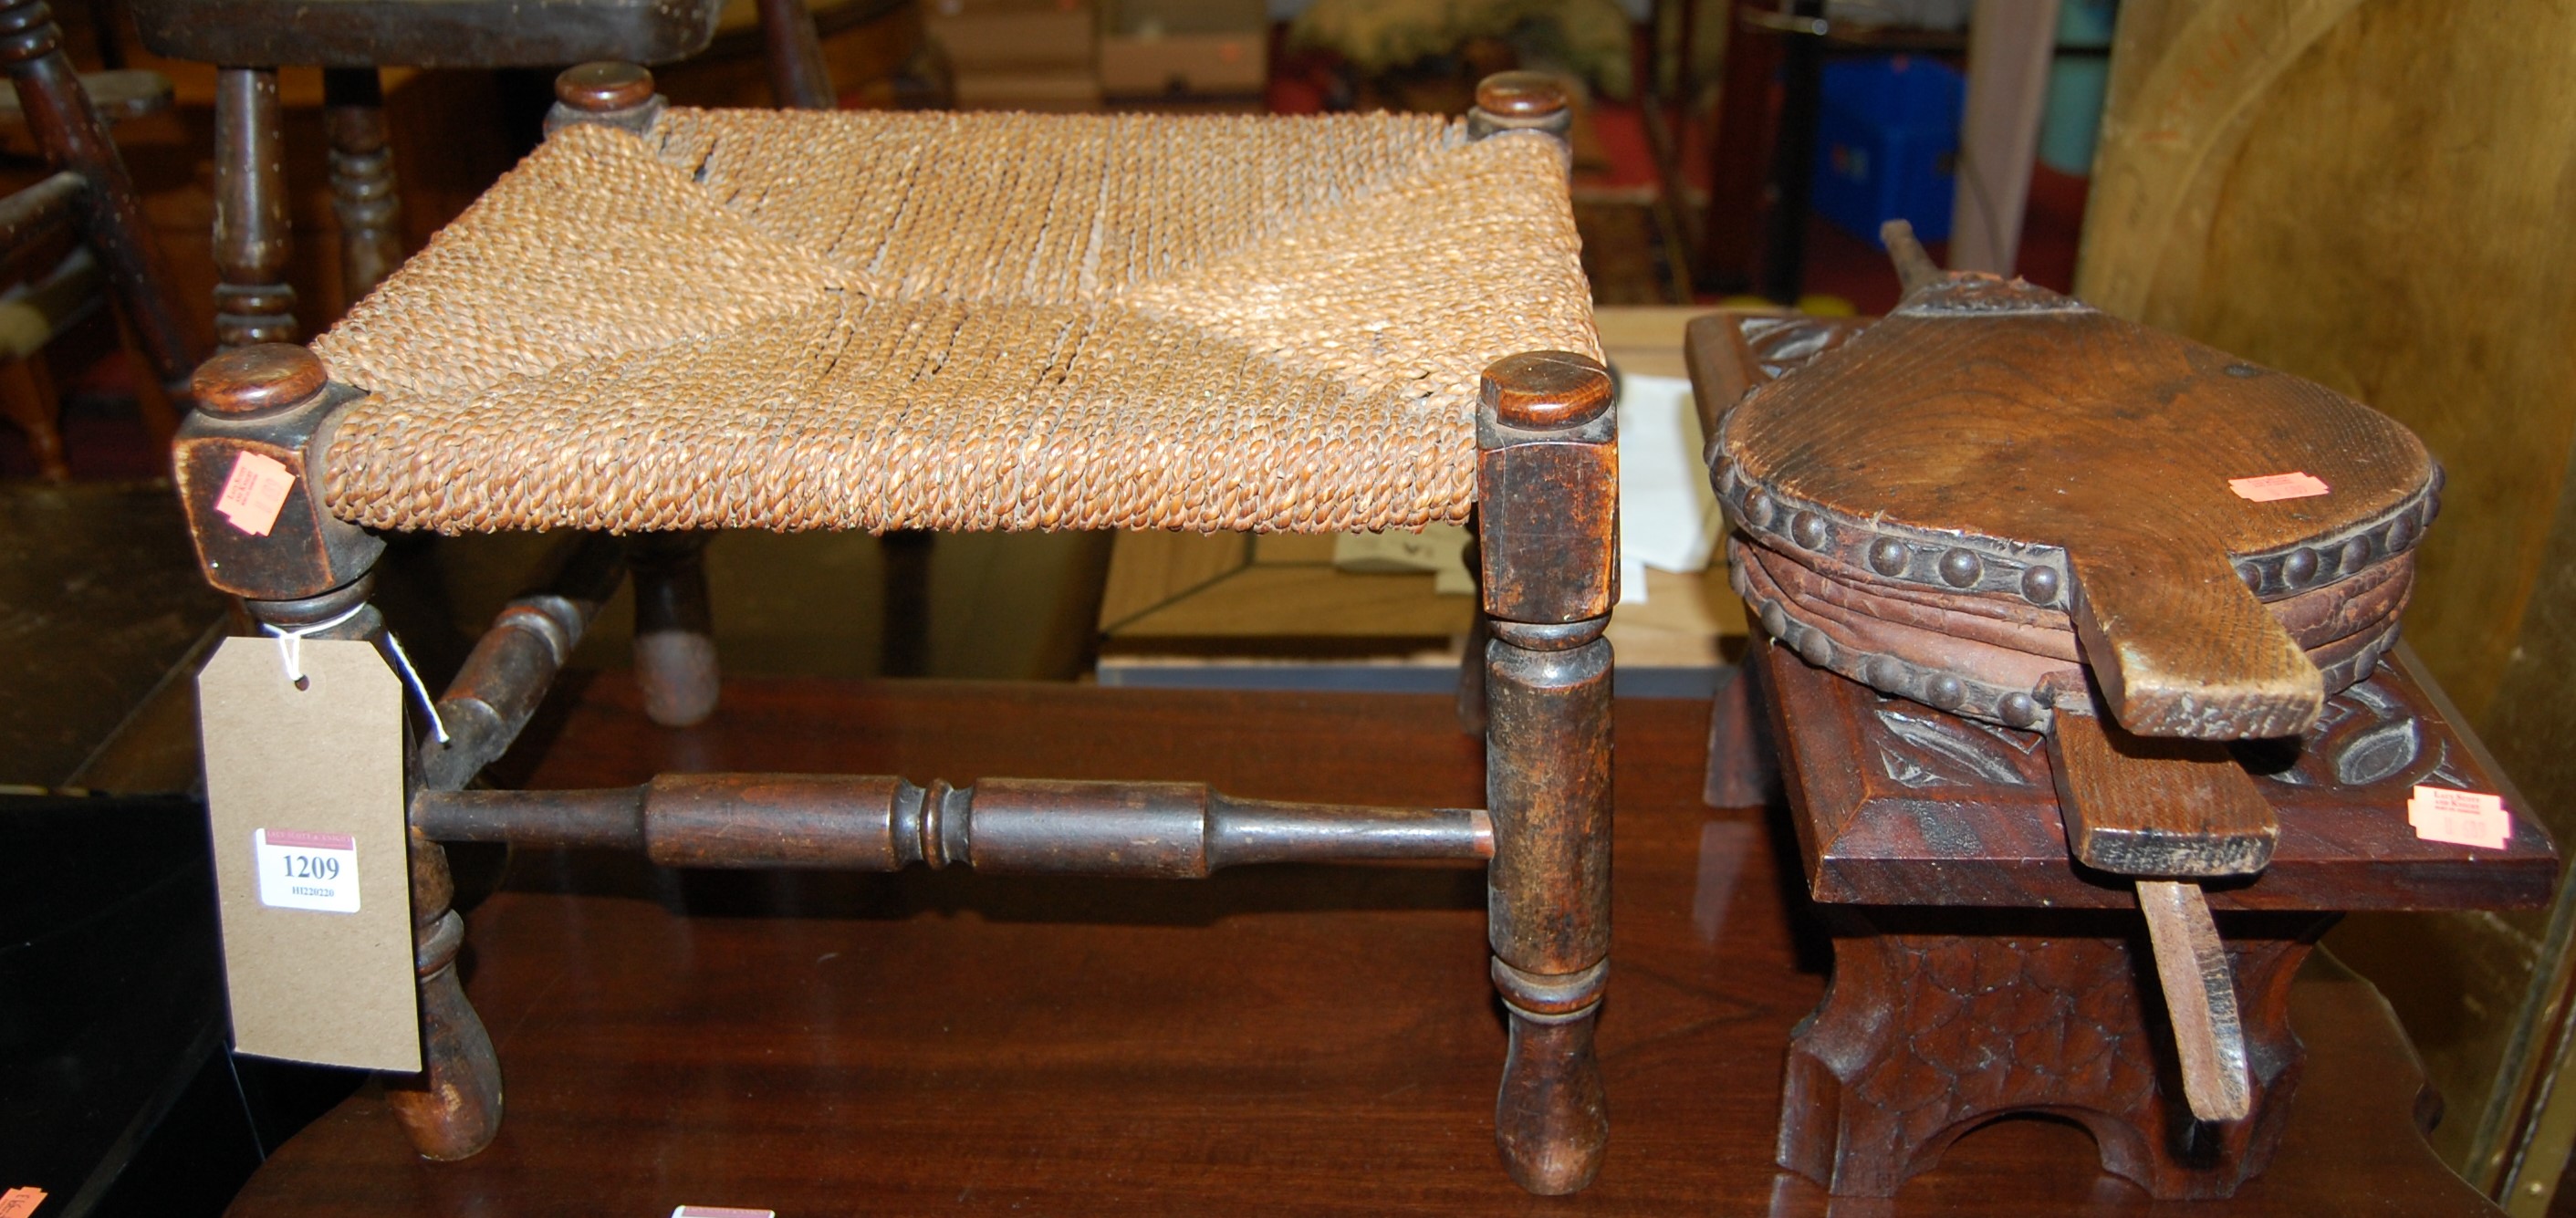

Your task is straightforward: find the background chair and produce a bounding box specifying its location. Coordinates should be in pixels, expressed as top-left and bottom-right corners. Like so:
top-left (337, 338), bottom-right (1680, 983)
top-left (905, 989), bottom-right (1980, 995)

top-left (121, 0), bottom-right (838, 349)
top-left (0, 0), bottom-right (200, 474)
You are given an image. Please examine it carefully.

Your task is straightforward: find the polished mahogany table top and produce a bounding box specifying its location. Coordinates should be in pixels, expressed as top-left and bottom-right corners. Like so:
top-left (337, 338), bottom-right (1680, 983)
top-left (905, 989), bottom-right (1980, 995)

top-left (224, 674), bottom-right (2498, 1215)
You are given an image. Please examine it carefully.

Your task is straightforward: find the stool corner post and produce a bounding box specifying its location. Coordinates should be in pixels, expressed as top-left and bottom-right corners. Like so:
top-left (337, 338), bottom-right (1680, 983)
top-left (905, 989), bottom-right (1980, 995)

top-left (1476, 349), bottom-right (1616, 1194)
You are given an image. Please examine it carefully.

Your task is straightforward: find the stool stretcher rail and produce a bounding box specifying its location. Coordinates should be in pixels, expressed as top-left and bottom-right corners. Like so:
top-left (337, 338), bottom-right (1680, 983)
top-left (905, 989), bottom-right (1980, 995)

top-left (412, 776), bottom-right (1494, 877)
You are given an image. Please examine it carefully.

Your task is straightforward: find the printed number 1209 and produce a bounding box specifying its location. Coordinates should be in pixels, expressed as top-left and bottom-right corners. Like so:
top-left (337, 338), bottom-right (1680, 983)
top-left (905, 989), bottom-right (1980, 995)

top-left (254, 828), bottom-right (360, 913)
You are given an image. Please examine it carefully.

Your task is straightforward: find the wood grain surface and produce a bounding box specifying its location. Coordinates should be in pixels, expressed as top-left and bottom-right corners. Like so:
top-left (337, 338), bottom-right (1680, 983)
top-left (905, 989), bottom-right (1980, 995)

top-left (216, 674), bottom-right (2503, 1215)
top-left (2049, 708), bottom-right (2279, 879)
top-left (1763, 639), bottom-right (2558, 912)
top-left (2137, 878), bottom-right (2254, 1122)
top-left (1716, 281), bottom-right (2435, 740)
top-left (2079, 0), bottom-right (2576, 734)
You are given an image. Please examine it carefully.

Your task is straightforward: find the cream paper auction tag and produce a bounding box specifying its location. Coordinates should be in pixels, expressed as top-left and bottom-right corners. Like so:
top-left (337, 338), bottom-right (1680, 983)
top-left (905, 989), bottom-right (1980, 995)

top-left (199, 636), bottom-right (419, 1072)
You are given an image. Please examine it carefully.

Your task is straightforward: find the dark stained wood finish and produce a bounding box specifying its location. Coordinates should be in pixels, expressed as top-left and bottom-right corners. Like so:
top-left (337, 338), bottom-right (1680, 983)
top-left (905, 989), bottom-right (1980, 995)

top-left (1763, 633), bottom-right (2550, 1201)
top-left (129, 0), bottom-right (725, 67)
top-left (1713, 280), bottom-right (2438, 740)
top-left (220, 677), bottom-right (2502, 1215)
top-left (1476, 353), bottom-right (1618, 628)
top-left (2136, 877), bottom-right (2255, 1123)
top-left (1780, 904), bottom-right (2325, 1199)
top-left (1682, 310), bottom-right (1866, 439)
top-left (626, 531), bottom-right (717, 728)
top-left (1476, 351), bottom-right (1620, 1193)
top-left (1465, 70), bottom-right (1570, 141)
top-left (381, 832), bottom-right (502, 1161)
top-left (213, 66), bottom-right (295, 349)
top-left (322, 68), bottom-right (403, 307)
top-left (0, 0), bottom-right (201, 396)
top-left (417, 533), bottom-right (627, 793)
top-left (1762, 639), bottom-right (2559, 912)
top-left (1703, 659), bottom-right (1780, 808)
top-left (2049, 708), bottom-right (2280, 879)
top-left (192, 341), bottom-right (327, 416)
top-left (412, 776), bottom-right (1493, 873)
top-left (753, 0), bottom-right (834, 109)
top-left (172, 359), bottom-right (382, 601)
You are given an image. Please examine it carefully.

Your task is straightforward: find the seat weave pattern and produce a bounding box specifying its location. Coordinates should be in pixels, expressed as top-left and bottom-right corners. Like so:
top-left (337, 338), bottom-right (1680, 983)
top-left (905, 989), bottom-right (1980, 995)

top-left (311, 109), bottom-right (1598, 535)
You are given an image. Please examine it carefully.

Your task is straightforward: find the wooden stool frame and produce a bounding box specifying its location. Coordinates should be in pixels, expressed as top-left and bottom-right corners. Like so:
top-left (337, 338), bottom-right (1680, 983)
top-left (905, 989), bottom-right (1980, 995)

top-left (173, 68), bottom-right (1621, 1195)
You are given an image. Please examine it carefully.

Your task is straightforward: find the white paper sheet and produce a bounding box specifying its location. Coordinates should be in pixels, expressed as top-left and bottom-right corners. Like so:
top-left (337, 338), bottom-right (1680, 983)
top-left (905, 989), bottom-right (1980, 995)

top-left (1616, 373), bottom-right (1726, 603)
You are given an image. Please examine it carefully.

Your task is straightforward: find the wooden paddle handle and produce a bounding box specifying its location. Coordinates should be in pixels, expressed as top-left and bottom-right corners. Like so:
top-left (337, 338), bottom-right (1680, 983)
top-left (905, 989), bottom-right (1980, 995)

top-left (2065, 547), bottom-right (2323, 740)
top-left (2138, 879), bottom-right (2253, 1123)
top-left (2046, 702), bottom-right (2279, 878)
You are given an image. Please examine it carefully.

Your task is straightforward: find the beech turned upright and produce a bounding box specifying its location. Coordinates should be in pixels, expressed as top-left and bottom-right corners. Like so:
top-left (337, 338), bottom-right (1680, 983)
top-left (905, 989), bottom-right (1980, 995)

top-left (1476, 350), bottom-right (1617, 1193)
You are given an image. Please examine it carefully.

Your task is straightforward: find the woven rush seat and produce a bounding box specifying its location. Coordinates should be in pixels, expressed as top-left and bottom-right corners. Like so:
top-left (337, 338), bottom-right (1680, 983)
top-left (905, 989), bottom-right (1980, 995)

top-left (309, 107), bottom-right (1600, 536)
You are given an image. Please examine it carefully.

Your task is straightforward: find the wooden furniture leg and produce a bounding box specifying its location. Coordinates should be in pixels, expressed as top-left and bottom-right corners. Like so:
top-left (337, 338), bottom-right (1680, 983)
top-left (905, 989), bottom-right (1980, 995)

top-left (0, 350), bottom-right (64, 477)
top-left (628, 530), bottom-right (717, 727)
top-left (1476, 350), bottom-right (1618, 1194)
top-left (1702, 656), bottom-right (1779, 807)
top-left (879, 528), bottom-right (930, 678)
top-left (753, 0), bottom-right (834, 109)
top-left (323, 67), bottom-right (402, 307)
top-left (1456, 518), bottom-right (1486, 734)
top-left (0, 0), bottom-right (203, 394)
top-left (1778, 907), bottom-right (2331, 1199)
top-left (176, 345), bottom-right (504, 1161)
top-left (214, 65), bottom-right (294, 349)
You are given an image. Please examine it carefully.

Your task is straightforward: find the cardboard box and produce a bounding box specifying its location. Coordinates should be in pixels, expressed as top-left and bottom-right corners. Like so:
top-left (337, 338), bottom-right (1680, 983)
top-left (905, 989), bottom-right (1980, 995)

top-left (954, 68), bottom-right (1105, 111)
top-left (1097, 0), bottom-right (1264, 98)
top-left (1098, 31), bottom-right (1266, 97)
top-left (927, 0), bottom-right (1097, 72)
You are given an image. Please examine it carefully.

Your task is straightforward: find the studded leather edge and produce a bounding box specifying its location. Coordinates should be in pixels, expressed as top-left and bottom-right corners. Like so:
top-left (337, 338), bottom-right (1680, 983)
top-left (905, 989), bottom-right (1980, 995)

top-left (1709, 450), bottom-right (2444, 609)
top-left (1731, 544), bottom-right (2406, 736)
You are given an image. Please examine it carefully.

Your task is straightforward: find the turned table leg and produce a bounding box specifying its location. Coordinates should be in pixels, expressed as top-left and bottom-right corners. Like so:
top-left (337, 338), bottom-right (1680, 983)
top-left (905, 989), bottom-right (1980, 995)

top-left (1476, 350), bottom-right (1618, 1193)
top-left (1778, 907), bottom-right (2331, 1200)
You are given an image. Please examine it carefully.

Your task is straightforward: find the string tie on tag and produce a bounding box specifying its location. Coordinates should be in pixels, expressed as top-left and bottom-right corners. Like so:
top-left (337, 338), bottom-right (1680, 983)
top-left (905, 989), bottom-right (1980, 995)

top-left (260, 605), bottom-right (451, 744)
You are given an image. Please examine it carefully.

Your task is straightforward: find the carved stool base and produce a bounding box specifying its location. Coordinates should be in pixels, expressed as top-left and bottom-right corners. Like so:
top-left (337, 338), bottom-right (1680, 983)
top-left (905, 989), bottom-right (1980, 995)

top-left (1778, 908), bottom-right (2332, 1200)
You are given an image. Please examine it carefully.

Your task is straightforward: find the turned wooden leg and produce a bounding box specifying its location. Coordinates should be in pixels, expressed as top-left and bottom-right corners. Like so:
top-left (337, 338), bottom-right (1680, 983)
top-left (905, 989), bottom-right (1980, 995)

top-left (879, 528), bottom-right (931, 678)
top-left (753, 0), bottom-right (835, 110)
top-left (1476, 350), bottom-right (1618, 1194)
top-left (385, 828), bottom-right (503, 1158)
top-left (0, 352), bottom-right (66, 478)
top-left (182, 346), bottom-right (504, 1161)
top-left (629, 531), bottom-right (718, 726)
top-left (1702, 648), bottom-right (1780, 807)
top-left (1777, 907), bottom-right (2330, 1200)
top-left (1456, 522), bottom-right (1487, 734)
top-left (214, 66), bottom-right (295, 349)
top-left (323, 68), bottom-right (403, 307)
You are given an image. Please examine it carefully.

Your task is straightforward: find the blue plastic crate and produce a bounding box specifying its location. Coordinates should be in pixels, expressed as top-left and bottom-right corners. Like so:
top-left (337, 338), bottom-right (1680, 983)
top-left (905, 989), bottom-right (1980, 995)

top-left (1810, 56), bottom-right (1964, 248)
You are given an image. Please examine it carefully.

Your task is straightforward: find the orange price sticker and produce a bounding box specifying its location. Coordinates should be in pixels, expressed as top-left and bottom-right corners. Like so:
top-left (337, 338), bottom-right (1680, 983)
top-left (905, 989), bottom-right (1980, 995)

top-left (0, 1186), bottom-right (48, 1218)
top-left (214, 451), bottom-right (297, 536)
top-left (2228, 472), bottom-right (2331, 502)
top-left (2410, 785), bottom-right (2510, 850)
